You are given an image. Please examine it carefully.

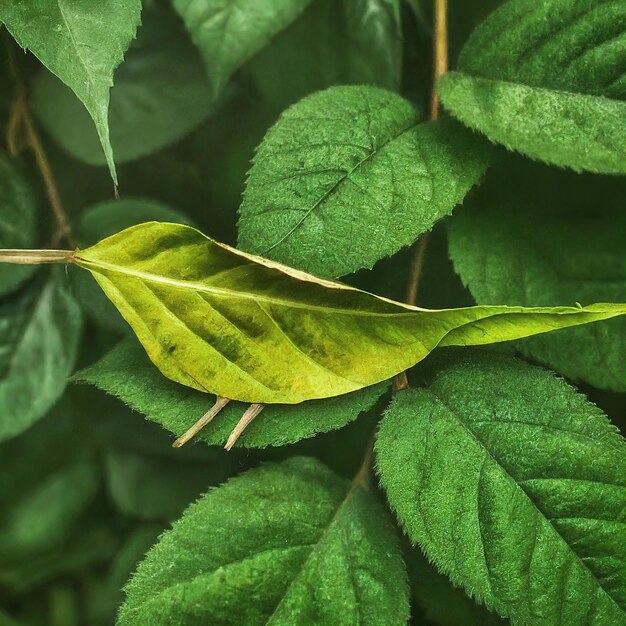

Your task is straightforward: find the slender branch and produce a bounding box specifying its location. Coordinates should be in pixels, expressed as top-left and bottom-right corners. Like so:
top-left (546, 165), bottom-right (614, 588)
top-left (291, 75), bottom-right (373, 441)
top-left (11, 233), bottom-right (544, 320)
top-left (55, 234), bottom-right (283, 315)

top-left (172, 396), bottom-right (230, 448)
top-left (405, 234), bottom-right (429, 306)
top-left (225, 403), bottom-right (265, 451)
top-left (5, 37), bottom-right (73, 246)
top-left (430, 0), bottom-right (448, 121)
top-left (0, 249), bottom-right (75, 264)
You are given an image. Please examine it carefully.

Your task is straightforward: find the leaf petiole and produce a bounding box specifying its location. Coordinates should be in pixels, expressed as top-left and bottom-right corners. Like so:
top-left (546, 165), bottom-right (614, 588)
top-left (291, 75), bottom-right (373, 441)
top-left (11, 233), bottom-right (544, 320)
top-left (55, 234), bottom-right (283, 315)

top-left (0, 249), bottom-right (75, 265)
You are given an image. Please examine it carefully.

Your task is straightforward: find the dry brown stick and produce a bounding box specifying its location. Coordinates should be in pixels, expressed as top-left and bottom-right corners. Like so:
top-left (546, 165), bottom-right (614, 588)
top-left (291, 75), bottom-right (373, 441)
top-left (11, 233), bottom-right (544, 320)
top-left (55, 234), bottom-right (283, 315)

top-left (224, 403), bottom-right (265, 451)
top-left (172, 396), bottom-right (231, 448)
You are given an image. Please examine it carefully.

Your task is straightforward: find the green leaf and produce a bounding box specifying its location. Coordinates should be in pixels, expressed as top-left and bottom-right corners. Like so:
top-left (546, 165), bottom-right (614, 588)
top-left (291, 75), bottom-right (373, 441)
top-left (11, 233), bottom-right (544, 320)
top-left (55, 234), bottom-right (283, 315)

top-left (0, 271), bottom-right (82, 442)
top-left (71, 221), bottom-right (626, 404)
top-left (437, 0), bottom-right (626, 173)
top-left (173, 0), bottom-right (311, 98)
top-left (238, 85), bottom-right (491, 278)
top-left (75, 338), bottom-right (389, 447)
top-left (72, 198), bottom-right (193, 333)
top-left (0, 155), bottom-right (39, 297)
top-left (448, 160), bottom-right (626, 391)
top-left (104, 448), bottom-right (230, 521)
top-left (376, 350), bottom-right (626, 625)
top-left (0, 0), bottom-right (142, 183)
top-left (117, 457), bottom-right (409, 626)
top-left (32, 9), bottom-right (218, 167)
top-left (248, 0), bottom-right (403, 112)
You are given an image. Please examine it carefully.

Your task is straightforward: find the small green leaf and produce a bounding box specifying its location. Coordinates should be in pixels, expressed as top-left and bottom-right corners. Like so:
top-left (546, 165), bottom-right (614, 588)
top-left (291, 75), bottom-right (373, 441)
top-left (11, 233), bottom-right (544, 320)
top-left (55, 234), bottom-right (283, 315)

top-left (376, 350), bottom-right (626, 625)
top-left (238, 85), bottom-right (491, 278)
top-left (0, 0), bottom-right (142, 183)
top-left (448, 160), bottom-right (626, 391)
top-left (32, 9), bottom-right (218, 167)
top-left (72, 221), bottom-right (626, 404)
top-left (75, 338), bottom-right (389, 447)
top-left (72, 198), bottom-right (193, 333)
top-left (0, 155), bottom-right (39, 297)
top-left (117, 457), bottom-right (409, 626)
top-left (0, 271), bottom-right (82, 442)
top-left (438, 0), bottom-right (626, 173)
top-left (173, 0), bottom-right (311, 98)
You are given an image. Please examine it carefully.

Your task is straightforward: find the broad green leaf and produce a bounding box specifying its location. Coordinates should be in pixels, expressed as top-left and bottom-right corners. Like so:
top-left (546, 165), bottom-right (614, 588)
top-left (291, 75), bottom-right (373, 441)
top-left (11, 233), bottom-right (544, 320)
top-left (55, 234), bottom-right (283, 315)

top-left (376, 350), bottom-right (626, 625)
top-left (448, 159), bottom-right (626, 391)
top-left (117, 457), bottom-right (409, 626)
top-left (238, 86), bottom-right (491, 278)
top-left (173, 0), bottom-right (311, 98)
top-left (33, 9), bottom-right (218, 167)
top-left (0, 0), bottom-right (142, 183)
top-left (437, 0), bottom-right (626, 173)
top-left (75, 338), bottom-right (389, 447)
top-left (0, 271), bottom-right (82, 442)
top-left (69, 221), bottom-right (626, 404)
top-left (0, 156), bottom-right (38, 297)
top-left (72, 198), bottom-right (193, 333)
top-left (248, 0), bottom-right (403, 112)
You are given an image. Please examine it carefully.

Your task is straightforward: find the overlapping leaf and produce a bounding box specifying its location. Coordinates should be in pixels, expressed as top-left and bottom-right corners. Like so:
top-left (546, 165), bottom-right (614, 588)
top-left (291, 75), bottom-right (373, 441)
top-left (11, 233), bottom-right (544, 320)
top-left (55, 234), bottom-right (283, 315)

top-left (238, 85), bottom-right (491, 278)
top-left (0, 156), bottom-right (38, 297)
top-left (75, 338), bottom-right (389, 447)
top-left (117, 457), bottom-right (409, 626)
top-left (448, 160), bottom-right (626, 391)
top-left (0, 271), bottom-right (82, 442)
top-left (33, 9), bottom-right (218, 167)
top-left (437, 0), bottom-right (626, 173)
top-left (376, 350), bottom-right (626, 625)
top-left (173, 0), bottom-right (311, 98)
top-left (70, 221), bottom-right (626, 404)
top-left (0, 0), bottom-right (142, 183)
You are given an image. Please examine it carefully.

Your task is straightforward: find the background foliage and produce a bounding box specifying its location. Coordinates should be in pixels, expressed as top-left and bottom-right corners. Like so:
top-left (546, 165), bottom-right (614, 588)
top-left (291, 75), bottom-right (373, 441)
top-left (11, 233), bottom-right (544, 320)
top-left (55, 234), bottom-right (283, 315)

top-left (0, 0), bottom-right (624, 625)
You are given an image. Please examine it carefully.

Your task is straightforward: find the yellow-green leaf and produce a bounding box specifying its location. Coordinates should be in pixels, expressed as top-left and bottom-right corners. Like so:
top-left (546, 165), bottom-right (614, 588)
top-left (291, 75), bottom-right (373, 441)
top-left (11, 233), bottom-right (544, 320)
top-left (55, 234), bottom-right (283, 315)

top-left (68, 222), bottom-right (626, 404)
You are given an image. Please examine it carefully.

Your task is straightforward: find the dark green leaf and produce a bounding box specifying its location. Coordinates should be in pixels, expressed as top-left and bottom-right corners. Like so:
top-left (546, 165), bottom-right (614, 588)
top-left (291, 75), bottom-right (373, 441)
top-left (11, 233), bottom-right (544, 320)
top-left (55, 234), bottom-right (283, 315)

top-left (438, 0), bottom-right (626, 173)
top-left (0, 271), bottom-right (82, 442)
top-left (118, 457), bottom-right (409, 626)
top-left (173, 0), bottom-right (312, 98)
top-left (0, 156), bottom-right (38, 297)
top-left (448, 160), bottom-right (626, 391)
top-left (33, 11), bottom-right (217, 167)
top-left (75, 338), bottom-right (389, 447)
top-left (238, 86), bottom-right (491, 278)
top-left (376, 350), bottom-right (626, 625)
top-left (0, 0), bottom-right (142, 182)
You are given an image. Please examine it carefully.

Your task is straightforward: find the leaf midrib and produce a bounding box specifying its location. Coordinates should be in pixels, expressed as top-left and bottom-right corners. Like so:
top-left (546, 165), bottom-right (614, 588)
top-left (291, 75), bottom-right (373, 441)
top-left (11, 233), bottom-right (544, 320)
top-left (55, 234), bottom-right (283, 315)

top-left (428, 387), bottom-right (625, 616)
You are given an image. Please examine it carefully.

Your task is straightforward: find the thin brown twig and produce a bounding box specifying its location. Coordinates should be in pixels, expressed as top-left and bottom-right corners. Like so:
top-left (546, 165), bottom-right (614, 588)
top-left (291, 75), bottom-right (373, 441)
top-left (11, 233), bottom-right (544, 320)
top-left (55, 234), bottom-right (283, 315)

top-left (430, 0), bottom-right (448, 121)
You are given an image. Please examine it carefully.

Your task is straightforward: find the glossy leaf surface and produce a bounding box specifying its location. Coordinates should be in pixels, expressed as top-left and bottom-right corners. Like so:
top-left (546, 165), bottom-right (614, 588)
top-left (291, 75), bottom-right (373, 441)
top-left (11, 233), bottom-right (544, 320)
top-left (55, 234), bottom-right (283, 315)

top-left (73, 221), bottom-right (626, 404)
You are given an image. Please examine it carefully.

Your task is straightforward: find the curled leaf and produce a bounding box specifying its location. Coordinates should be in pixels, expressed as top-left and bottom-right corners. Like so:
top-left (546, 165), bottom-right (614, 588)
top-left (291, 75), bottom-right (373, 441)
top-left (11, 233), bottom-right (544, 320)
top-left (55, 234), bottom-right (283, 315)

top-left (70, 221), bottom-right (626, 404)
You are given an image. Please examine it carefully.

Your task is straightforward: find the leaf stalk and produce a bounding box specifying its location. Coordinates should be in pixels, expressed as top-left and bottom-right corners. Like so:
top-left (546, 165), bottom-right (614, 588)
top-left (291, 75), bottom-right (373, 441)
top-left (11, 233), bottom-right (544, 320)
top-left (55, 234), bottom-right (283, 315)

top-left (0, 249), bottom-right (75, 264)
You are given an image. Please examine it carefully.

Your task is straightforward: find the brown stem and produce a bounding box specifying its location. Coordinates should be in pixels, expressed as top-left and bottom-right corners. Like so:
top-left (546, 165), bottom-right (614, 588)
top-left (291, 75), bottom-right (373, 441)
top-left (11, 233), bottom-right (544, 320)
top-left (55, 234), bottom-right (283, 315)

top-left (405, 234), bottom-right (429, 306)
top-left (172, 396), bottom-right (230, 448)
top-left (0, 249), bottom-right (75, 264)
top-left (429, 0), bottom-right (448, 121)
top-left (224, 403), bottom-right (265, 451)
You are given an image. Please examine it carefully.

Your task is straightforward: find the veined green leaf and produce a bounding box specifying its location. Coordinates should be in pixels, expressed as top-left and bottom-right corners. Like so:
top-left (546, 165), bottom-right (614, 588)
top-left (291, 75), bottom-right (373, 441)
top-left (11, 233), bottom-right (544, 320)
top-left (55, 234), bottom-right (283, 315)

top-left (376, 350), bottom-right (626, 625)
top-left (173, 0), bottom-right (311, 98)
top-left (0, 0), bottom-right (142, 183)
top-left (117, 457), bottom-right (409, 626)
top-left (70, 221), bottom-right (626, 404)
top-left (437, 0), bottom-right (626, 174)
top-left (0, 271), bottom-right (82, 442)
top-left (75, 338), bottom-right (389, 447)
top-left (32, 9), bottom-right (218, 167)
top-left (448, 159), bottom-right (626, 391)
top-left (238, 85), bottom-right (491, 278)
top-left (0, 155), bottom-right (38, 297)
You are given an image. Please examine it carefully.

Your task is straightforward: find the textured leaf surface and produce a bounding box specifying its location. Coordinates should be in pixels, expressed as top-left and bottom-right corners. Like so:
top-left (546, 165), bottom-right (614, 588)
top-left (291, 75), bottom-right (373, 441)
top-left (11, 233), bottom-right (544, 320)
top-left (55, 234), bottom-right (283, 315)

top-left (33, 10), bottom-right (217, 166)
top-left (448, 161), bottom-right (626, 391)
top-left (0, 272), bottom-right (82, 442)
top-left (75, 339), bottom-right (388, 447)
top-left (0, 0), bottom-right (142, 182)
top-left (117, 457), bottom-right (409, 626)
top-left (376, 350), bottom-right (626, 625)
top-left (438, 0), bottom-right (626, 173)
top-left (238, 85), bottom-right (491, 278)
top-left (173, 0), bottom-right (311, 97)
top-left (0, 156), bottom-right (38, 297)
top-left (72, 199), bottom-right (193, 333)
top-left (73, 221), bottom-right (626, 404)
